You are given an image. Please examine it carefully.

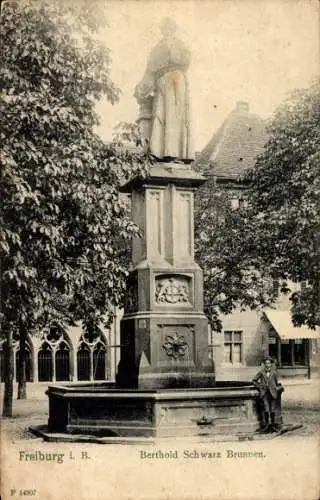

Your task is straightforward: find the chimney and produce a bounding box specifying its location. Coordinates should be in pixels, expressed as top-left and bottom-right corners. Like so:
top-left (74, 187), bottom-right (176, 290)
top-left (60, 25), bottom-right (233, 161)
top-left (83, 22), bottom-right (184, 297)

top-left (236, 101), bottom-right (249, 113)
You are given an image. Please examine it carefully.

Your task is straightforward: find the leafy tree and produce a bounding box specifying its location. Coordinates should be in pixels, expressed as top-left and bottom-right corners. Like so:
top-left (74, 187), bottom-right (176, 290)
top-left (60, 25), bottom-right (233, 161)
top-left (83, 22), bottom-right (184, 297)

top-left (195, 81), bottom-right (319, 331)
top-left (194, 186), bottom-right (281, 332)
top-left (0, 0), bottom-right (151, 415)
top-left (244, 81), bottom-right (320, 328)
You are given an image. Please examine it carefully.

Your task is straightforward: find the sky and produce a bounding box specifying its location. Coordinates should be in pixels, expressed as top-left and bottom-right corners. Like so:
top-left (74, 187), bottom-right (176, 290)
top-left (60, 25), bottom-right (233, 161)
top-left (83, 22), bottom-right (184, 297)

top-left (95, 0), bottom-right (319, 152)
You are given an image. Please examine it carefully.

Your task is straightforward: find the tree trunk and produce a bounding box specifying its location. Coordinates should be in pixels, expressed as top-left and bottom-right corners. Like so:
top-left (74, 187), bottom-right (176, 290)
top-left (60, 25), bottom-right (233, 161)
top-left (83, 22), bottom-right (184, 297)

top-left (3, 327), bottom-right (14, 417)
top-left (17, 322), bottom-right (27, 400)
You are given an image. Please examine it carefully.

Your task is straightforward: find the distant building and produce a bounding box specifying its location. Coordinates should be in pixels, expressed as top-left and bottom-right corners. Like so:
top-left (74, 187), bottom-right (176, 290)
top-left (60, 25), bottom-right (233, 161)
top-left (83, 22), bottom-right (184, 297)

top-left (0, 316), bottom-right (121, 384)
top-left (194, 99), bottom-right (267, 191)
top-left (195, 101), bottom-right (320, 380)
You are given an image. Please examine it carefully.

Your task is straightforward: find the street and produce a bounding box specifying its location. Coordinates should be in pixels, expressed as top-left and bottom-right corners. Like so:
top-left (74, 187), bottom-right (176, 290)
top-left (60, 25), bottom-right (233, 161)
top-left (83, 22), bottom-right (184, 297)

top-left (1, 379), bottom-right (319, 500)
top-left (1, 378), bottom-right (319, 441)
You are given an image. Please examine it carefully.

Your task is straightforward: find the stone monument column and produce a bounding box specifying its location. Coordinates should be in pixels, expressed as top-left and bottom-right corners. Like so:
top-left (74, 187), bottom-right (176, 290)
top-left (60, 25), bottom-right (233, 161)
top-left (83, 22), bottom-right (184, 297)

top-left (117, 18), bottom-right (214, 389)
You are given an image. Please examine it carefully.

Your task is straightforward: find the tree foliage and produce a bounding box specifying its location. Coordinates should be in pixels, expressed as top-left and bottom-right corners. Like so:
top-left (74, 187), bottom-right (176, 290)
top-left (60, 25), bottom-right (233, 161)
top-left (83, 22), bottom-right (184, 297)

top-left (244, 81), bottom-right (320, 328)
top-left (194, 187), bottom-right (281, 332)
top-left (0, 0), bottom-right (151, 407)
top-left (195, 81), bottom-right (320, 330)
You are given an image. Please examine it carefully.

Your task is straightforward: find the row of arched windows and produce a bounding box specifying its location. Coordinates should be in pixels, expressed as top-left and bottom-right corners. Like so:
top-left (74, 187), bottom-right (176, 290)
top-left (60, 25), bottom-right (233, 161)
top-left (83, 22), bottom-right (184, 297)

top-left (38, 341), bottom-right (71, 382)
top-left (77, 342), bottom-right (106, 381)
top-left (0, 341), bottom-right (107, 383)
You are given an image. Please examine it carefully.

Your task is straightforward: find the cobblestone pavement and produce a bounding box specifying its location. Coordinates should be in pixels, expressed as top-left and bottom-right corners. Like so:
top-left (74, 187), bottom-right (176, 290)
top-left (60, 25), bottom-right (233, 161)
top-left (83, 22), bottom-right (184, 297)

top-left (281, 410), bottom-right (320, 437)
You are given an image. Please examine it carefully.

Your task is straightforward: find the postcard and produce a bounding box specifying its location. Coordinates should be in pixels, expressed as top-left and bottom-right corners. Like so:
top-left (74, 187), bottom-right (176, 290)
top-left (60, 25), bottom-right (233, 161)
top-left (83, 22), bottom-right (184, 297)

top-left (1, 0), bottom-right (319, 499)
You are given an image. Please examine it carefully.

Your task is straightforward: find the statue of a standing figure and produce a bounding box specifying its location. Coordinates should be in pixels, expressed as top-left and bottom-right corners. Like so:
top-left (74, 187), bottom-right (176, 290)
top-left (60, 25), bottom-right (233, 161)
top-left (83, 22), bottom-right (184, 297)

top-left (134, 18), bottom-right (194, 163)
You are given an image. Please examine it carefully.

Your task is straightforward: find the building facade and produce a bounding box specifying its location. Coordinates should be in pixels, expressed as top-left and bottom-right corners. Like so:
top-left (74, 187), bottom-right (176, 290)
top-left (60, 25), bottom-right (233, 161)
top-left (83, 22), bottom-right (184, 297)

top-left (0, 316), bottom-right (121, 384)
top-left (209, 297), bottom-right (320, 381)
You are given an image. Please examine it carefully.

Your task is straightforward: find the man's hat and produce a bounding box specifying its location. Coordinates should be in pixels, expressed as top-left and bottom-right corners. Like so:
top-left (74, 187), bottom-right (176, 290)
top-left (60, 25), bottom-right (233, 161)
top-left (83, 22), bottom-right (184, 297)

top-left (262, 356), bottom-right (274, 363)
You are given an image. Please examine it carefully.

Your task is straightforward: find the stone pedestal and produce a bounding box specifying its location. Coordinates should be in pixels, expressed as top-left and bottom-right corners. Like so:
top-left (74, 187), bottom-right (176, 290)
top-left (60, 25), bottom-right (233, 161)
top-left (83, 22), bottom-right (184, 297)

top-left (117, 163), bottom-right (215, 389)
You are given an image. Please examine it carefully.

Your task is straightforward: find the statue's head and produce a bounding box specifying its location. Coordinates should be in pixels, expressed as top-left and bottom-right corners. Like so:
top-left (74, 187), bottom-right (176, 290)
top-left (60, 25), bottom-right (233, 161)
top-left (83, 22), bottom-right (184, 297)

top-left (160, 17), bottom-right (178, 38)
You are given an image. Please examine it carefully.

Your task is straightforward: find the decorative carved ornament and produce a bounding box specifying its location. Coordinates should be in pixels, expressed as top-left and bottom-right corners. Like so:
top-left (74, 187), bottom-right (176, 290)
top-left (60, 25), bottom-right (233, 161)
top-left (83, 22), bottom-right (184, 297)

top-left (83, 331), bottom-right (100, 346)
top-left (79, 330), bottom-right (105, 348)
top-left (45, 328), bottom-right (63, 345)
top-left (196, 416), bottom-right (214, 427)
top-left (155, 278), bottom-right (189, 304)
top-left (162, 333), bottom-right (188, 359)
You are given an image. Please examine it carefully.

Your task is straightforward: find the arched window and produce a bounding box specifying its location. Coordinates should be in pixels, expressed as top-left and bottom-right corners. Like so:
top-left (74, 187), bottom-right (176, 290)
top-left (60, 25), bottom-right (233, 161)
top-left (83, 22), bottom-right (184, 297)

top-left (93, 342), bottom-right (106, 381)
top-left (55, 342), bottom-right (70, 381)
top-left (77, 343), bottom-right (90, 381)
top-left (15, 346), bottom-right (32, 382)
top-left (38, 342), bottom-right (53, 381)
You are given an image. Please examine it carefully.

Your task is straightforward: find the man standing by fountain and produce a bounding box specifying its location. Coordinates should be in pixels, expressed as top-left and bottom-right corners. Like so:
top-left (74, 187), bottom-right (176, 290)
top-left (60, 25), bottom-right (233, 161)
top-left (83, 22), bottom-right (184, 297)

top-left (252, 357), bottom-right (284, 433)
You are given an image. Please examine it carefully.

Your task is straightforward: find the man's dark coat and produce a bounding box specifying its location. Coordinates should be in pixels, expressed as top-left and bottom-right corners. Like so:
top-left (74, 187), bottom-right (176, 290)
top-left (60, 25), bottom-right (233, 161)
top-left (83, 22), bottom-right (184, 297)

top-left (252, 368), bottom-right (280, 399)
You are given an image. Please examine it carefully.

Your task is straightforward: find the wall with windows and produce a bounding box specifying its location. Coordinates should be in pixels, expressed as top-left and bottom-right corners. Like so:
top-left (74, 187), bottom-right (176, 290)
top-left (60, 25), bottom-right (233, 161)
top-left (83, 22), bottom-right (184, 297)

top-left (1, 306), bottom-right (317, 383)
top-left (209, 273), bottom-right (320, 379)
top-left (211, 306), bottom-right (320, 380)
top-left (209, 309), bottom-right (265, 380)
top-left (0, 317), bottom-right (121, 384)
top-left (269, 338), bottom-right (309, 367)
top-left (259, 316), bottom-right (319, 377)
top-left (223, 331), bottom-right (243, 364)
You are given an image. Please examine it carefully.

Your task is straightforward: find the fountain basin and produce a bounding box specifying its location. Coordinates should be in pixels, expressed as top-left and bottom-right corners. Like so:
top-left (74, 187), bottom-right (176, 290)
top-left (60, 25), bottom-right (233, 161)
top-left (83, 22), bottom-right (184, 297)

top-left (47, 382), bottom-right (260, 438)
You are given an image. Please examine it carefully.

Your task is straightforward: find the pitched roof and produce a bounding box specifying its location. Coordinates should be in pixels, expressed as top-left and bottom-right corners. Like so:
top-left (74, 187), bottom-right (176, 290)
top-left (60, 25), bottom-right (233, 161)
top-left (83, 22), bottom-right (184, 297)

top-left (194, 102), bottom-right (268, 180)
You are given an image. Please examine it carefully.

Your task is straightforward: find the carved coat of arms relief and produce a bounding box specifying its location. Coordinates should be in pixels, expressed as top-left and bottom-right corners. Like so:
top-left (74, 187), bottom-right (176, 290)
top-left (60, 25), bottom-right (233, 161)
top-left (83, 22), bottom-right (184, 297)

top-left (155, 277), bottom-right (189, 304)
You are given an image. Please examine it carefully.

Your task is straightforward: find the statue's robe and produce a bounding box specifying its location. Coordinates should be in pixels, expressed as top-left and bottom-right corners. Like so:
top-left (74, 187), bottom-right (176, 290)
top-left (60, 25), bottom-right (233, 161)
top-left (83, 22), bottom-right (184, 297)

top-left (134, 36), bottom-right (194, 161)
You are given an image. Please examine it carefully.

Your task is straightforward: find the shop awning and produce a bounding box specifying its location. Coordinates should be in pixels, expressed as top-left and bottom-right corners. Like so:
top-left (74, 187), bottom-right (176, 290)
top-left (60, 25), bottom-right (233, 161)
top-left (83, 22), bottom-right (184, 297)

top-left (263, 308), bottom-right (320, 340)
